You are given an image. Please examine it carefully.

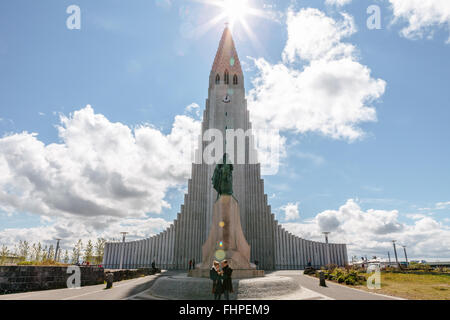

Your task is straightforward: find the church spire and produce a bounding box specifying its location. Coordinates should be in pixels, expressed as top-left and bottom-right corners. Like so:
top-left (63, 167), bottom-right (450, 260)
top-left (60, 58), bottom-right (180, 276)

top-left (211, 26), bottom-right (242, 76)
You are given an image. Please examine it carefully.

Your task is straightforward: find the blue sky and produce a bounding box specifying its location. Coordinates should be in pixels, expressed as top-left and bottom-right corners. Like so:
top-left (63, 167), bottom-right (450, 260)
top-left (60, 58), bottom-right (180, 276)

top-left (0, 0), bottom-right (449, 259)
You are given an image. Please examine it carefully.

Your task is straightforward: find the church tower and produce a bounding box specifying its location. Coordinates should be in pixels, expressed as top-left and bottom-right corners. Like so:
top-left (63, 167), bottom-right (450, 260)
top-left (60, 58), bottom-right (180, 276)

top-left (193, 25), bottom-right (276, 269)
top-left (102, 27), bottom-right (348, 271)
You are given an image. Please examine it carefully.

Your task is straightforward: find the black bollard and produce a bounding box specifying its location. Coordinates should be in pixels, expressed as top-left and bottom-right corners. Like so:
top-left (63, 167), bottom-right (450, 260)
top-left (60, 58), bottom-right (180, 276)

top-left (105, 272), bottom-right (114, 289)
top-left (319, 271), bottom-right (326, 287)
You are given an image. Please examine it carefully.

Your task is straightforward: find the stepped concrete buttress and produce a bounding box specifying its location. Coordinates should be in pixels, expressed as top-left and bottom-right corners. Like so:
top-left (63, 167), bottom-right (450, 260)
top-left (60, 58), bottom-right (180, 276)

top-left (190, 195), bottom-right (264, 278)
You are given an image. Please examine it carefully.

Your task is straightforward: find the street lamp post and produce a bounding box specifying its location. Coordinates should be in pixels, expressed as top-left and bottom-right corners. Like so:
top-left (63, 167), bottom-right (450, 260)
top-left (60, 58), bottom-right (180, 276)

top-left (119, 232), bottom-right (128, 270)
top-left (323, 232), bottom-right (331, 266)
top-left (392, 240), bottom-right (400, 269)
top-left (309, 241), bottom-right (314, 268)
top-left (54, 239), bottom-right (61, 262)
top-left (402, 245), bottom-right (409, 268)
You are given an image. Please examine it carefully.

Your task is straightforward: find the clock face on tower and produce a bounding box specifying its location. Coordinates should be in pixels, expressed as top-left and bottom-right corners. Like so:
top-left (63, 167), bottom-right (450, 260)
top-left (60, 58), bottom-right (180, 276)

top-left (223, 94), bottom-right (231, 103)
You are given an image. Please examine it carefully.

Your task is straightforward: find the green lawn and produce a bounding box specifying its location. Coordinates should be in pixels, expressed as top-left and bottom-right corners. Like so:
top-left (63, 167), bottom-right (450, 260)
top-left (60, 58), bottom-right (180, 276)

top-left (357, 272), bottom-right (450, 300)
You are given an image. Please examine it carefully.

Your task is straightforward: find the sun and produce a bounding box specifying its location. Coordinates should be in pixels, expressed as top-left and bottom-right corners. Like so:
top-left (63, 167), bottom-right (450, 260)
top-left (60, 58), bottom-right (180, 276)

top-left (221, 0), bottom-right (250, 27)
top-left (192, 0), bottom-right (272, 47)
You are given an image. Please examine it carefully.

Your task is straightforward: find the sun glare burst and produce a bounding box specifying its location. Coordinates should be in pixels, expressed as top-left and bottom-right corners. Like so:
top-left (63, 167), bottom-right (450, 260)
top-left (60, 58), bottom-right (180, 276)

top-left (221, 0), bottom-right (250, 27)
top-left (194, 0), bottom-right (268, 30)
top-left (191, 0), bottom-right (272, 50)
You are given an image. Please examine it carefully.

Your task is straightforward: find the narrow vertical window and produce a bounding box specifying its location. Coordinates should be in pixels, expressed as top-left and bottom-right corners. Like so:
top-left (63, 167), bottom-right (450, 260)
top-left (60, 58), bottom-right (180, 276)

top-left (224, 70), bottom-right (229, 85)
top-left (215, 74), bottom-right (220, 84)
top-left (233, 74), bottom-right (238, 85)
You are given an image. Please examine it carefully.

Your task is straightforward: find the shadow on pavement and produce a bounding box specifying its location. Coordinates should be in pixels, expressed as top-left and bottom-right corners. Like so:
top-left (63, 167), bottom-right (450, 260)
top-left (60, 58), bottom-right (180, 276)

top-left (123, 270), bottom-right (182, 298)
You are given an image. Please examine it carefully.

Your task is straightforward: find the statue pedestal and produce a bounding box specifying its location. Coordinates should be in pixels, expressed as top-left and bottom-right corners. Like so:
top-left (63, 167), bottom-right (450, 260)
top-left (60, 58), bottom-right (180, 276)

top-left (191, 195), bottom-right (263, 278)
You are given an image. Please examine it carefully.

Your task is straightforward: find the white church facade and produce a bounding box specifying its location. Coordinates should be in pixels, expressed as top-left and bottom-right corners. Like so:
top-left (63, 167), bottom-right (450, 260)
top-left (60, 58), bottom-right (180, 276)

top-left (102, 27), bottom-right (348, 270)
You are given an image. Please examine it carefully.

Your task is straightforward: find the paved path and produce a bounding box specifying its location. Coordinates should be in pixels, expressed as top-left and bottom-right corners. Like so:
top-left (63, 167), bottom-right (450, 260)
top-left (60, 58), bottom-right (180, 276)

top-left (0, 272), bottom-right (171, 300)
top-left (131, 270), bottom-right (403, 300)
top-left (269, 271), bottom-right (403, 300)
top-left (0, 270), bottom-right (403, 300)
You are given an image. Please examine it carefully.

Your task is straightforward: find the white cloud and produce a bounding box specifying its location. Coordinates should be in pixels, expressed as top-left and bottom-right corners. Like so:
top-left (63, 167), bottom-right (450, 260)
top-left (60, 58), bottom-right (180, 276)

top-left (283, 10), bottom-right (357, 62)
top-left (418, 201), bottom-right (450, 211)
top-left (325, 0), bottom-right (352, 6)
top-left (0, 105), bottom-right (201, 223)
top-left (0, 118), bottom-right (14, 129)
top-left (436, 201), bottom-right (450, 209)
top-left (185, 102), bottom-right (201, 118)
top-left (389, 0), bottom-right (450, 43)
top-left (283, 199), bottom-right (450, 259)
top-left (406, 213), bottom-right (429, 220)
top-left (248, 8), bottom-right (386, 143)
top-left (0, 215), bottom-right (172, 251)
top-left (281, 202), bottom-right (300, 221)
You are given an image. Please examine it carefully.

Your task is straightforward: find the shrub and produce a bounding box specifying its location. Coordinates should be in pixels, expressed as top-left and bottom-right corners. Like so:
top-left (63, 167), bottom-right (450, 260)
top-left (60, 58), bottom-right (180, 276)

top-left (331, 268), bottom-right (344, 278)
top-left (311, 267), bottom-right (365, 286)
top-left (325, 264), bottom-right (338, 271)
top-left (407, 262), bottom-right (432, 272)
top-left (344, 270), bottom-right (361, 285)
top-left (303, 267), bottom-right (316, 275)
top-left (17, 260), bottom-right (66, 266)
top-left (345, 278), bottom-right (356, 285)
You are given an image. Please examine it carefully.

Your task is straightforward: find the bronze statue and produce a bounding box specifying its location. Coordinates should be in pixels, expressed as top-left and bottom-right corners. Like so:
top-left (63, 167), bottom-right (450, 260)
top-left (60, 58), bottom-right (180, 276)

top-left (212, 154), bottom-right (233, 198)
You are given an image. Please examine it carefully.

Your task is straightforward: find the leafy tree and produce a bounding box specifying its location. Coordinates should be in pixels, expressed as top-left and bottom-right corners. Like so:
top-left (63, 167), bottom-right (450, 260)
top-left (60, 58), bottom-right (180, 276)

top-left (71, 247), bottom-right (77, 264)
top-left (42, 245), bottom-right (48, 261)
top-left (84, 240), bottom-right (94, 264)
top-left (71, 239), bottom-right (83, 264)
top-left (0, 245), bottom-right (9, 265)
top-left (95, 238), bottom-right (106, 265)
top-left (32, 242), bottom-right (42, 261)
top-left (17, 240), bottom-right (29, 261)
top-left (18, 240), bottom-right (30, 261)
top-left (63, 249), bottom-right (69, 264)
top-left (12, 243), bottom-right (20, 258)
top-left (48, 244), bottom-right (55, 261)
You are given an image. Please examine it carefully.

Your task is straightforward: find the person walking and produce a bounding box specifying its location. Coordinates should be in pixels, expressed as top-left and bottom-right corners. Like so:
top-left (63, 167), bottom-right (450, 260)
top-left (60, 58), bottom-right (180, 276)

top-left (210, 261), bottom-right (223, 300)
top-left (221, 260), bottom-right (233, 300)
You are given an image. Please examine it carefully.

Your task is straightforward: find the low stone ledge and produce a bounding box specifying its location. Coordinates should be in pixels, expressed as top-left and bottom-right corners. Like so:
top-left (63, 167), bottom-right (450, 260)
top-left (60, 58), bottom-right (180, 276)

top-left (104, 268), bottom-right (160, 282)
top-left (188, 269), bottom-right (264, 279)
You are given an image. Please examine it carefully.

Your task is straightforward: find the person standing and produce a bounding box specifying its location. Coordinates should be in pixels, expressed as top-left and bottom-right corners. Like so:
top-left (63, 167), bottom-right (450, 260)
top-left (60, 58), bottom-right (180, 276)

top-left (192, 259), bottom-right (196, 270)
top-left (210, 261), bottom-right (223, 300)
top-left (189, 259), bottom-right (192, 270)
top-left (221, 260), bottom-right (233, 300)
